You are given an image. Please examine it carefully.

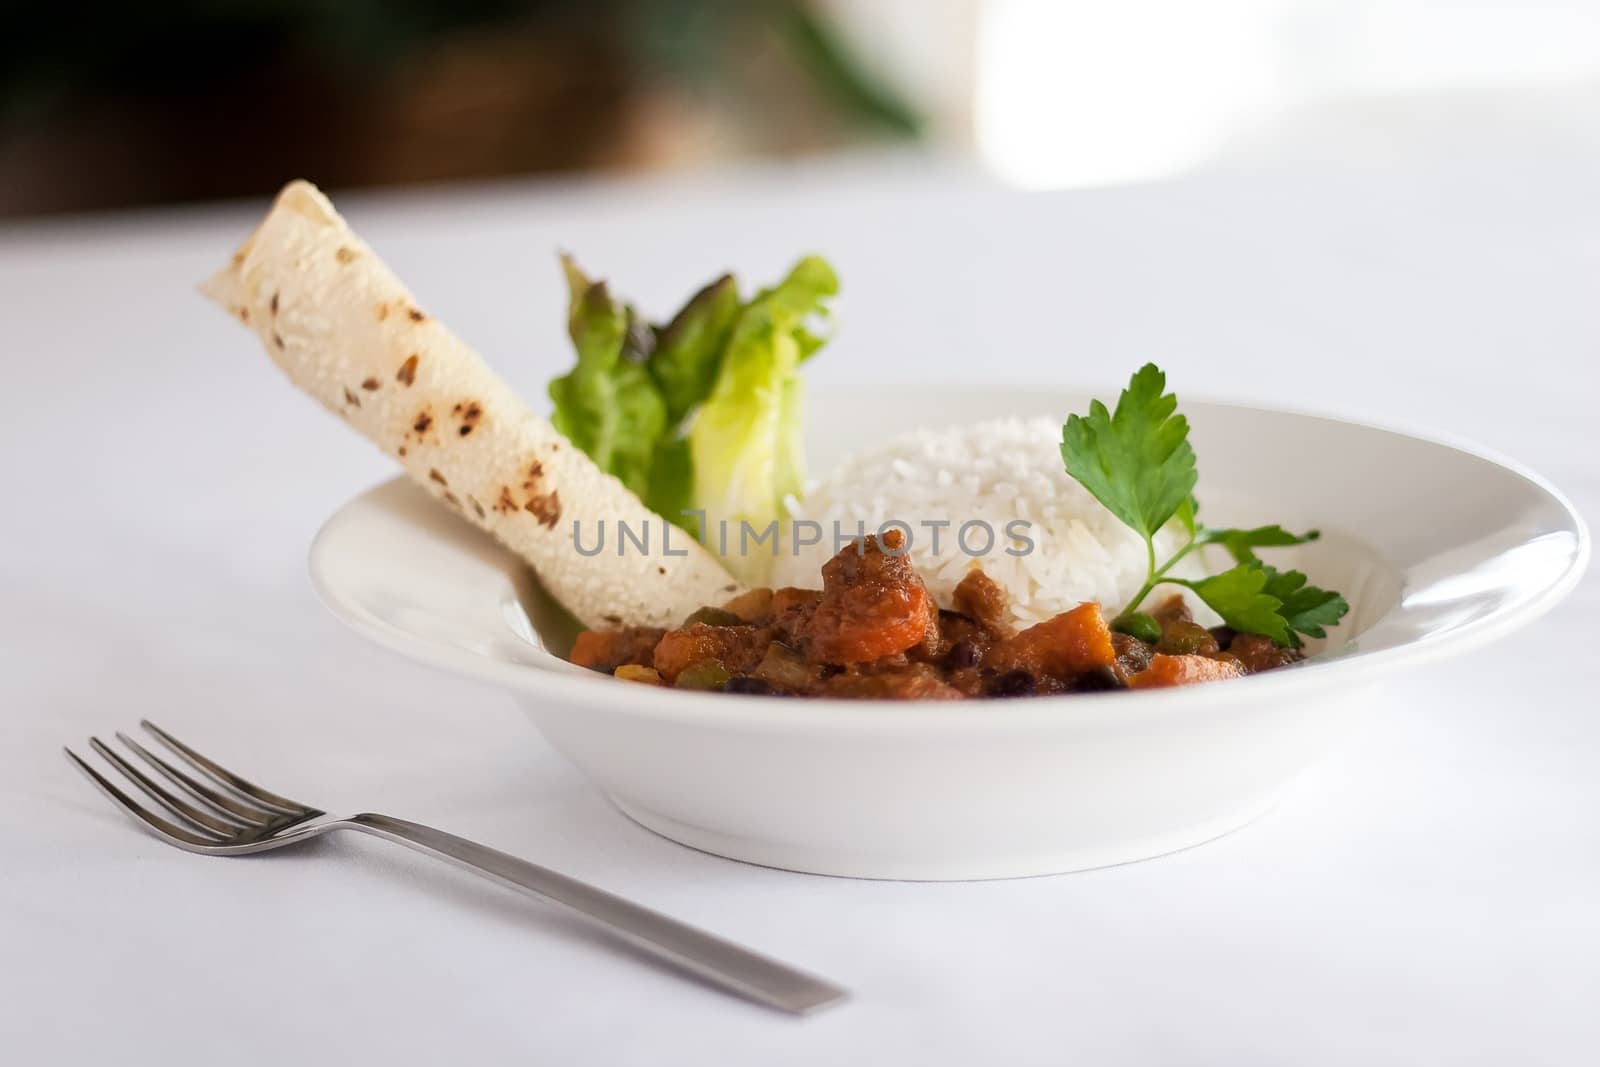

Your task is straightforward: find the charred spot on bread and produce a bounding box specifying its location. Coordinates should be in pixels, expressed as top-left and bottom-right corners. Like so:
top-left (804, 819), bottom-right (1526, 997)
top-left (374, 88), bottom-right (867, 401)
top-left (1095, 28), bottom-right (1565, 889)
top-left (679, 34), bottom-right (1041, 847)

top-left (335, 246), bottom-right (357, 264)
top-left (398, 445), bottom-right (408, 457)
top-left (494, 487), bottom-right (517, 515)
top-left (343, 387), bottom-right (361, 407)
top-left (361, 377), bottom-right (380, 391)
top-left (272, 331), bottom-right (285, 350)
top-left (407, 307), bottom-right (426, 323)
top-left (236, 307), bottom-right (249, 323)
top-left (413, 412), bottom-right (433, 434)
top-left (270, 291), bottom-right (280, 315)
top-left (428, 469), bottom-right (447, 486)
top-left (525, 490), bottom-right (561, 529)
top-left (376, 302), bottom-right (390, 322)
top-left (454, 401), bottom-right (482, 437)
top-left (396, 354), bottom-right (418, 385)
top-left (442, 491), bottom-right (461, 508)
top-left (468, 495), bottom-right (487, 520)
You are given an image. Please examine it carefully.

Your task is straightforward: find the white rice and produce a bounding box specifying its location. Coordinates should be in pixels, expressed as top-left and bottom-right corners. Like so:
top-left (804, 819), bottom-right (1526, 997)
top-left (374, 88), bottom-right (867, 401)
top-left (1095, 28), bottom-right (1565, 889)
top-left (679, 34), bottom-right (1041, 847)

top-left (772, 416), bottom-right (1211, 629)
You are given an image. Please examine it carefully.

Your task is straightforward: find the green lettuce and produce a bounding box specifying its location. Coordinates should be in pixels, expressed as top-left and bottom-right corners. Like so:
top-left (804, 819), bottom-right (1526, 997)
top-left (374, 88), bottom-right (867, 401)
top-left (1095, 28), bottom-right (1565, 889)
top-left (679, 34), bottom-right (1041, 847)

top-left (547, 254), bottom-right (837, 573)
top-left (690, 258), bottom-right (835, 567)
top-left (547, 257), bottom-right (665, 498)
top-left (651, 274), bottom-right (740, 425)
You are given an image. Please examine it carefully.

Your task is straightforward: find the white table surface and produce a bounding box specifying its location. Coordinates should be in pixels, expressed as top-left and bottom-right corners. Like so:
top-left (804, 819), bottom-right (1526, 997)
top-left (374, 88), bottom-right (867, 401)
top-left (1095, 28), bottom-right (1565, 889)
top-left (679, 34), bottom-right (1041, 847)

top-left (2, 149), bottom-right (1596, 1065)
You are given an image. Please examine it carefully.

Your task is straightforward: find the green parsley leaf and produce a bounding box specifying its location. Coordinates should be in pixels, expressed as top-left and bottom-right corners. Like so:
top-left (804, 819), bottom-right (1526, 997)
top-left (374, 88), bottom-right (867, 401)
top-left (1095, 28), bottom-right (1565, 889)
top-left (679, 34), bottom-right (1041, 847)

top-left (1202, 524), bottom-right (1320, 565)
top-left (1060, 364), bottom-right (1349, 653)
top-left (1259, 566), bottom-right (1349, 645)
top-left (1175, 495), bottom-right (1200, 539)
top-left (1182, 565), bottom-right (1292, 646)
top-left (1061, 363), bottom-right (1198, 544)
top-left (1182, 564), bottom-right (1349, 648)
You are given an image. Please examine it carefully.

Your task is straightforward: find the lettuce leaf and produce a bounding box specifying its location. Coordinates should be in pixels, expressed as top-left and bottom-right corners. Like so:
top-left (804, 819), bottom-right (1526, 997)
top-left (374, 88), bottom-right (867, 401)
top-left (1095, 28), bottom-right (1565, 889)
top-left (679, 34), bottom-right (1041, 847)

top-left (547, 257), bottom-right (665, 498)
top-left (546, 254), bottom-right (837, 569)
top-left (650, 274), bottom-right (740, 425)
top-left (690, 257), bottom-right (837, 580)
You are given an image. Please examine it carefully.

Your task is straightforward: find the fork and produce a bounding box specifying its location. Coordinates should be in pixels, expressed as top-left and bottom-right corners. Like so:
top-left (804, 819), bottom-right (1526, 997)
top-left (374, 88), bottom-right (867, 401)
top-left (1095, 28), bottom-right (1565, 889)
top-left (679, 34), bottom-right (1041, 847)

top-left (65, 720), bottom-right (848, 1015)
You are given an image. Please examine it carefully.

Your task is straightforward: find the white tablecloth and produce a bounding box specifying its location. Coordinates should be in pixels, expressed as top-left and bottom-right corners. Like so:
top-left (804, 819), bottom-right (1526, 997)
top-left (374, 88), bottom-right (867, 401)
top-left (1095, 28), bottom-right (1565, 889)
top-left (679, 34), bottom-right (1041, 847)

top-left (3, 151), bottom-right (1596, 1065)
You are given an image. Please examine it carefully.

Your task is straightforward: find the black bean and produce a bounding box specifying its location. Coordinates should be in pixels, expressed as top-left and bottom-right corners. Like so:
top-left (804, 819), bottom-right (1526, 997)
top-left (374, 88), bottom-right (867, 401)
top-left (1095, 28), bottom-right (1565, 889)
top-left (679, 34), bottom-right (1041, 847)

top-left (1074, 666), bottom-right (1122, 692)
top-left (989, 670), bottom-right (1037, 697)
top-left (945, 639), bottom-right (981, 669)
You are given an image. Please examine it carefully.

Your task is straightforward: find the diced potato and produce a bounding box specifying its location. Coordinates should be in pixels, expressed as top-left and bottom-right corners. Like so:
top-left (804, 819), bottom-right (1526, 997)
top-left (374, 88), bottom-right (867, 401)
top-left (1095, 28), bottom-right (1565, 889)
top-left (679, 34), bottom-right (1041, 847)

top-left (722, 587), bottom-right (775, 623)
top-left (952, 568), bottom-right (1013, 636)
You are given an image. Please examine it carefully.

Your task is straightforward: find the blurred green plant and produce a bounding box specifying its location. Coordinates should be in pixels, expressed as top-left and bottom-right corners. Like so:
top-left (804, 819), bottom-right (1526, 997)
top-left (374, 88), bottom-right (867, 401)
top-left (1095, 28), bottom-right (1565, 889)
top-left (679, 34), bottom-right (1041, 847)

top-left (1, 0), bottom-right (922, 137)
top-left (622, 0), bottom-right (922, 137)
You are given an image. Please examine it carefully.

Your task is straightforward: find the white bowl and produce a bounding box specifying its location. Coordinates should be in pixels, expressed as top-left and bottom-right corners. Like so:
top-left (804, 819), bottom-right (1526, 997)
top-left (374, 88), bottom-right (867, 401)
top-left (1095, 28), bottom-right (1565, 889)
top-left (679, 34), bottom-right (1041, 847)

top-left (309, 384), bottom-right (1588, 880)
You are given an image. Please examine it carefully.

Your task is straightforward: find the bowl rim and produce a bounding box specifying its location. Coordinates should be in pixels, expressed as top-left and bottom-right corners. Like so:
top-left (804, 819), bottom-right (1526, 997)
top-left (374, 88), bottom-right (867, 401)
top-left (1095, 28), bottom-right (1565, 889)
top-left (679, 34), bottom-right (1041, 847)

top-left (308, 388), bottom-right (1590, 732)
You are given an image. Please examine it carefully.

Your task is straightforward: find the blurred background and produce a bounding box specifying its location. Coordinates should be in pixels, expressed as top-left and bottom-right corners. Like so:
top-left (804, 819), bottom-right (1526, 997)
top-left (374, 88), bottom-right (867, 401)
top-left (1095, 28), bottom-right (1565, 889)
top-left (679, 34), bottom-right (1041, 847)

top-left (5, 0), bottom-right (1600, 216)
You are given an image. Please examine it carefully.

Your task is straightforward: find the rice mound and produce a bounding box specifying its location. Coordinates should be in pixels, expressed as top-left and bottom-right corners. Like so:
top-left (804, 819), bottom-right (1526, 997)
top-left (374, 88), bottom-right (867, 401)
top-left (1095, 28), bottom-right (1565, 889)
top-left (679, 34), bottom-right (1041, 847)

top-left (772, 416), bottom-right (1208, 629)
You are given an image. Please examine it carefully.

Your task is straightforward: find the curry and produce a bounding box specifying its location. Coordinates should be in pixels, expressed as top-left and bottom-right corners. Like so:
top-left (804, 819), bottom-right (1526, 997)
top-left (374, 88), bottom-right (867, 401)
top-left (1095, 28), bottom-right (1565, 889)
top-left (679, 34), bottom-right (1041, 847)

top-left (569, 531), bottom-right (1302, 699)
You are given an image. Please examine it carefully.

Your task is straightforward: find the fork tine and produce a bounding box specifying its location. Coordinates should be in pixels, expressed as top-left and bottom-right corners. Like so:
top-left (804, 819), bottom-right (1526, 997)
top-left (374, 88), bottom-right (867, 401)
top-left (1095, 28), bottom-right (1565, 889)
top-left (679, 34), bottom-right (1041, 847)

top-left (115, 732), bottom-right (274, 829)
top-left (64, 748), bottom-right (224, 849)
top-left (88, 738), bottom-right (243, 838)
top-left (140, 720), bottom-right (314, 816)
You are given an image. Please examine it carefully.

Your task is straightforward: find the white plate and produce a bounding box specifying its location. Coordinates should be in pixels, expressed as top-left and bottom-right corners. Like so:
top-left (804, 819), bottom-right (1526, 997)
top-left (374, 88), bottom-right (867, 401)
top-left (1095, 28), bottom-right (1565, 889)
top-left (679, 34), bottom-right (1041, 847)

top-left (309, 384), bottom-right (1589, 880)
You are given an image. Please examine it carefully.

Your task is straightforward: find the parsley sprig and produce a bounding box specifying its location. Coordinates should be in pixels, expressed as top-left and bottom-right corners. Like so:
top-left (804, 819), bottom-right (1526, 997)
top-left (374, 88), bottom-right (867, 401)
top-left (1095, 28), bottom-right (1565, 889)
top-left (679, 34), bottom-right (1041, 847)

top-left (1060, 364), bottom-right (1348, 648)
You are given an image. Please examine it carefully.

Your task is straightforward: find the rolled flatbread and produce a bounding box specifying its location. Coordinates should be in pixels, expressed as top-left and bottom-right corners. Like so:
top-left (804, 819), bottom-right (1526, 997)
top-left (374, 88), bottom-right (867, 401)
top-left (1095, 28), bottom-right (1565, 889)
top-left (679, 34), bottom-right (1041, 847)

top-left (203, 180), bottom-right (739, 629)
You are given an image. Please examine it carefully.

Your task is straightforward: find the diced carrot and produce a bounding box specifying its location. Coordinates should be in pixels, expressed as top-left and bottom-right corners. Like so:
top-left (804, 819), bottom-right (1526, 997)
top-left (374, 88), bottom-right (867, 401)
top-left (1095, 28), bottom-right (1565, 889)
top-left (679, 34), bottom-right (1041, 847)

top-left (652, 623), bottom-right (768, 682)
top-left (569, 629), bottom-right (663, 671)
top-left (1127, 653), bottom-right (1245, 689)
top-left (984, 602), bottom-right (1117, 678)
top-left (569, 630), bottom-right (614, 669)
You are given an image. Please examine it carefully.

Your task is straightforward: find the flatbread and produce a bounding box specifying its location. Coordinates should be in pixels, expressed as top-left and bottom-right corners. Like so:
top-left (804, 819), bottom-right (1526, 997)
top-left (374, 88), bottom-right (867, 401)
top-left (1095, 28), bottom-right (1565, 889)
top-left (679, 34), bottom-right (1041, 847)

top-left (202, 180), bottom-right (739, 629)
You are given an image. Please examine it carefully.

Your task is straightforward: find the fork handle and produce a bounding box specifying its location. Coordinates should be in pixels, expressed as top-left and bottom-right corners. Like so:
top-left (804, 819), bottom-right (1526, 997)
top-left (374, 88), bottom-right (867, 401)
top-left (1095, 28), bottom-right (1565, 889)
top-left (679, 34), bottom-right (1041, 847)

top-left (342, 812), bottom-right (846, 1015)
